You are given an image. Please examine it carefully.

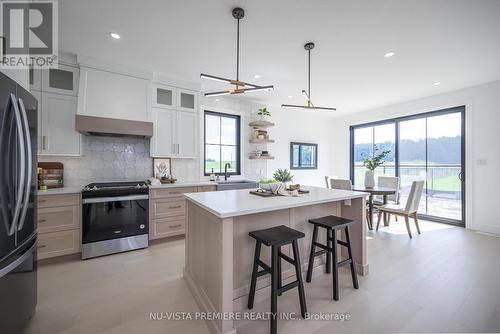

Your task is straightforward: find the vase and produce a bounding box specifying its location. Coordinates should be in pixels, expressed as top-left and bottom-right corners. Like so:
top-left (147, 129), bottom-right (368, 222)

top-left (364, 170), bottom-right (375, 188)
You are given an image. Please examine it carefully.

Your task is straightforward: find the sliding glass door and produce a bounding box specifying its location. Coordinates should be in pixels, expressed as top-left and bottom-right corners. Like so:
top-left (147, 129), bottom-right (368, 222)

top-left (350, 106), bottom-right (465, 226)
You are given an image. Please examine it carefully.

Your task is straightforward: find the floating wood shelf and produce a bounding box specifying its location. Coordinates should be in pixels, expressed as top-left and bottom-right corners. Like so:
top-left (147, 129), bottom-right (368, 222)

top-left (249, 121), bottom-right (275, 129)
top-left (249, 139), bottom-right (275, 144)
top-left (249, 155), bottom-right (275, 160)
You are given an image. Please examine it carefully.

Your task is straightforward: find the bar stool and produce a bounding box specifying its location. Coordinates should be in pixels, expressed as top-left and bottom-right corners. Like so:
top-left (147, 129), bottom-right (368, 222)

top-left (306, 216), bottom-right (359, 301)
top-left (248, 225), bottom-right (307, 334)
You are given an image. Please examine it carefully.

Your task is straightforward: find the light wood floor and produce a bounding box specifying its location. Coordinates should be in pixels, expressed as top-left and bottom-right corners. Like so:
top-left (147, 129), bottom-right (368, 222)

top-left (25, 220), bottom-right (500, 334)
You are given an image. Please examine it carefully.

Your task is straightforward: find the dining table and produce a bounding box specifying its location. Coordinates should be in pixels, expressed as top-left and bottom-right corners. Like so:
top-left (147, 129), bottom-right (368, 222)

top-left (352, 185), bottom-right (397, 230)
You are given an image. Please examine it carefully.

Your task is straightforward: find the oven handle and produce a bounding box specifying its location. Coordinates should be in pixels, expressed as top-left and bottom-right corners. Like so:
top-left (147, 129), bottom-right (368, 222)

top-left (83, 195), bottom-right (149, 204)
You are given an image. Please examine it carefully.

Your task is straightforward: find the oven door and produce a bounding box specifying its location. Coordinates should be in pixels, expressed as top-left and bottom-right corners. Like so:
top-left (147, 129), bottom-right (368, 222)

top-left (82, 195), bottom-right (148, 244)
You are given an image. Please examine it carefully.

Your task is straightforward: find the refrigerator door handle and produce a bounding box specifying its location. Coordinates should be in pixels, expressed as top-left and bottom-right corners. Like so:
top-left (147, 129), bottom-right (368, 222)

top-left (16, 97), bottom-right (32, 232)
top-left (0, 95), bottom-right (12, 234)
top-left (8, 93), bottom-right (26, 236)
top-left (0, 240), bottom-right (36, 279)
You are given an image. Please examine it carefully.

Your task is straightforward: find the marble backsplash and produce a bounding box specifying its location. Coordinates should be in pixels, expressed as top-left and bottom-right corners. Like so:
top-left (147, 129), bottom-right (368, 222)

top-left (38, 136), bottom-right (200, 187)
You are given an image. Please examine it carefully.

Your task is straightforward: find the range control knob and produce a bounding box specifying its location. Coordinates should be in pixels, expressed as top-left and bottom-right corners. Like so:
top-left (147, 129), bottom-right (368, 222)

top-left (140, 224), bottom-right (145, 229)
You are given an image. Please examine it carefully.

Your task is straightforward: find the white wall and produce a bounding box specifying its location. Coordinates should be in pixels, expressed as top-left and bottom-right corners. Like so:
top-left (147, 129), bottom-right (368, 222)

top-left (267, 106), bottom-right (334, 187)
top-left (329, 80), bottom-right (500, 235)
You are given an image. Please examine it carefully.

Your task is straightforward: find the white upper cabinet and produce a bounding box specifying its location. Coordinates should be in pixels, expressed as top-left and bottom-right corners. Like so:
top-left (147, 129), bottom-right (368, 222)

top-left (177, 88), bottom-right (198, 112)
top-left (78, 66), bottom-right (151, 122)
top-left (40, 92), bottom-right (81, 156)
top-left (177, 111), bottom-right (198, 157)
top-left (152, 108), bottom-right (176, 156)
top-left (150, 108), bottom-right (198, 158)
top-left (42, 64), bottom-right (79, 96)
top-left (152, 84), bottom-right (176, 110)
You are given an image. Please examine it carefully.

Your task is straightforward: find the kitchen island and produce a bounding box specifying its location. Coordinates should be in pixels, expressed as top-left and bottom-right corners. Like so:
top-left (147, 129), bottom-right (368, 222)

top-left (183, 186), bottom-right (368, 334)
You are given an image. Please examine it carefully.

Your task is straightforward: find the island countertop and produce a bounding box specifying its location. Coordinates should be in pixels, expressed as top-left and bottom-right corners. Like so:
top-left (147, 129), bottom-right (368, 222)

top-left (184, 186), bottom-right (368, 218)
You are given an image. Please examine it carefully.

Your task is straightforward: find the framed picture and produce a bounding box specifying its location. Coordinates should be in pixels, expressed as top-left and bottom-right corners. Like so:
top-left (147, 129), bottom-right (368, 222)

top-left (290, 142), bottom-right (318, 170)
top-left (153, 158), bottom-right (171, 178)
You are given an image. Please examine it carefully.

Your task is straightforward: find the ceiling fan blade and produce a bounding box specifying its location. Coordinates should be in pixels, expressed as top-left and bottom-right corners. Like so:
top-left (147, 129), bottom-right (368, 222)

top-left (200, 73), bottom-right (232, 84)
top-left (311, 106), bottom-right (337, 111)
top-left (204, 90), bottom-right (232, 97)
top-left (240, 86), bottom-right (274, 93)
top-left (281, 104), bottom-right (336, 111)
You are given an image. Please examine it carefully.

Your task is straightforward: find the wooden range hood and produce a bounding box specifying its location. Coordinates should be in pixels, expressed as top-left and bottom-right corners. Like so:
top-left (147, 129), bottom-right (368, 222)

top-left (75, 115), bottom-right (153, 138)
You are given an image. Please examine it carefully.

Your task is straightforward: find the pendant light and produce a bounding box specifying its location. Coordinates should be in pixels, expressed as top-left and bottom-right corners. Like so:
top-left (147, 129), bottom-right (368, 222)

top-left (200, 8), bottom-right (274, 97)
top-left (281, 42), bottom-right (337, 111)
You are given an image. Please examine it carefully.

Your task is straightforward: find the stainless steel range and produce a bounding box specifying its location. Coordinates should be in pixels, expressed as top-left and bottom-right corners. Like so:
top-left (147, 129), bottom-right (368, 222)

top-left (81, 181), bottom-right (149, 259)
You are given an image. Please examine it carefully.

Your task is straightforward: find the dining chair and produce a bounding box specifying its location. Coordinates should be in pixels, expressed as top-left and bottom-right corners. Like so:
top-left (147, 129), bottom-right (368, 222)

top-left (376, 180), bottom-right (425, 238)
top-left (329, 178), bottom-right (352, 191)
top-left (373, 176), bottom-right (401, 223)
top-left (324, 175), bottom-right (338, 188)
top-left (330, 179), bottom-right (372, 229)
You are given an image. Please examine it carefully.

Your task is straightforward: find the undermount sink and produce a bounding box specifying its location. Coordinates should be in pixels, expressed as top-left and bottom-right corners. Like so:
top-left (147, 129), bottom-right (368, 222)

top-left (216, 180), bottom-right (258, 191)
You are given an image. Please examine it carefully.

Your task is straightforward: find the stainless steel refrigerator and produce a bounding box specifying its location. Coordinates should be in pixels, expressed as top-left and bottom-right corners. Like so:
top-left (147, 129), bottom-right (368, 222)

top-left (0, 72), bottom-right (38, 334)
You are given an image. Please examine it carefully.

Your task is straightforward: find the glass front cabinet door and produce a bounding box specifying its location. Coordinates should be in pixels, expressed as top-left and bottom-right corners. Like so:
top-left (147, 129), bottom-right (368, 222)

top-left (153, 84), bottom-right (177, 110)
top-left (177, 88), bottom-right (198, 112)
top-left (41, 64), bottom-right (79, 96)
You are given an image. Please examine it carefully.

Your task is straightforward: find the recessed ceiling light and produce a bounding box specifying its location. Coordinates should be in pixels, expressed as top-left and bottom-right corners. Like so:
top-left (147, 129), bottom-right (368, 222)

top-left (109, 32), bottom-right (121, 40)
top-left (384, 51), bottom-right (395, 58)
top-left (433, 82), bottom-right (441, 86)
top-left (254, 74), bottom-right (260, 79)
top-left (287, 95), bottom-right (293, 98)
top-left (215, 98), bottom-right (220, 102)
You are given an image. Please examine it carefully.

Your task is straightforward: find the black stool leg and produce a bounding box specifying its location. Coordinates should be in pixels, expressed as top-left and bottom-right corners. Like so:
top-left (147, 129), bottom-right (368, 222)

top-left (306, 225), bottom-right (318, 283)
top-left (326, 228), bottom-right (332, 274)
top-left (332, 229), bottom-right (339, 301)
top-left (292, 240), bottom-right (307, 318)
top-left (248, 241), bottom-right (261, 309)
top-left (277, 246), bottom-right (282, 296)
top-left (345, 226), bottom-right (359, 289)
top-left (270, 245), bottom-right (279, 334)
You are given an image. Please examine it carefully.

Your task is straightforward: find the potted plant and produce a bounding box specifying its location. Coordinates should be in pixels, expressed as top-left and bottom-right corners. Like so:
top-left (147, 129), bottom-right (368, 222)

top-left (257, 179), bottom-right (278, 192)
top-left (361, 145), bottom-right (391, 188)
top-left (273, 168), bottom-right (294, 188)
top-left (257, 107), bottom-right (271, 120)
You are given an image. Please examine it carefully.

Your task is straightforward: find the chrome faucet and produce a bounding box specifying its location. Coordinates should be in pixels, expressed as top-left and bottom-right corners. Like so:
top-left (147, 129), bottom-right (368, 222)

top-left (224, 163), bottom-right (231, 181)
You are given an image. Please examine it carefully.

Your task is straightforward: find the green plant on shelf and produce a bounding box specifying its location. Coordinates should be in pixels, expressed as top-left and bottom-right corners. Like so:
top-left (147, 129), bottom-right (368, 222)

top-left (273, 169), bottom-right (294, 183)
top-left (257, 107), bottom-right (271, 117)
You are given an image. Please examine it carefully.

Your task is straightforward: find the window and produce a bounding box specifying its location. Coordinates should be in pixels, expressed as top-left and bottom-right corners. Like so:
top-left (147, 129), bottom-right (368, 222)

top-left (350, 106), bottom-right (465, 225)
top-left (204, 111), bottom-right (241, 176)
top-left (290, 142), bottom-right (318, 169)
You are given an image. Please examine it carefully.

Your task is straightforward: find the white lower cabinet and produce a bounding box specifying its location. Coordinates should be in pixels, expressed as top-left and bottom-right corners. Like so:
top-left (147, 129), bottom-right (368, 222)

top-left (151, 108), bottom-right (198, 158)
top-left (40, 92), bottom-right (81, 155)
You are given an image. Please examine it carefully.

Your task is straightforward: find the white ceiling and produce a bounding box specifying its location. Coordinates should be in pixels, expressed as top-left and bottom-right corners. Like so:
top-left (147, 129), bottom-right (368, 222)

top-left (59, 0), bottom-right (500, 116)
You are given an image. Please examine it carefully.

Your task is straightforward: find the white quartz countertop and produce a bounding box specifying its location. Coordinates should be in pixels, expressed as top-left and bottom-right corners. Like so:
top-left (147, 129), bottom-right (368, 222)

top-left (148, 181), bottom-right (217, 189)
top-left (37, 187), bottom-right (82, 196)
top-left (184, 186), bottom-right (369, 219)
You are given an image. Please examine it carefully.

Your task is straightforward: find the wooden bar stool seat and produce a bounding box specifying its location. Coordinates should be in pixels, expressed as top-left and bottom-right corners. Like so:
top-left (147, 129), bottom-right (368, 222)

top-left (306, 215), bottom-right (359, 301)
top-left (248, 225), bottom-right (307, 334)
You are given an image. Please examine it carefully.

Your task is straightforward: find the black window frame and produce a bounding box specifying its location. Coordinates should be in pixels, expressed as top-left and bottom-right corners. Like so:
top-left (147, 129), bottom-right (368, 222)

top-left (204, 110), bottom-right (241, 176)
top-left (349, 105), bottom-right (466, 227)
top-left (290, 142), bottom-right (318, 170)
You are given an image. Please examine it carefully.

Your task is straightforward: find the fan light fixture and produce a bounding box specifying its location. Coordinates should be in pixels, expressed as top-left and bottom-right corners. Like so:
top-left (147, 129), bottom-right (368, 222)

top-left (281, 42), bottom-right (337, 111)
top-left (200, 8), bottom-right (274, 97)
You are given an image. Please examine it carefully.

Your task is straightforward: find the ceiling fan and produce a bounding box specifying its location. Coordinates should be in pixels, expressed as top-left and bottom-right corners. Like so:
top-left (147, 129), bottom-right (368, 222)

top-left (281, 42), bottom-right (337, 111)
top-left (200, 7), bottom-right (274, 97)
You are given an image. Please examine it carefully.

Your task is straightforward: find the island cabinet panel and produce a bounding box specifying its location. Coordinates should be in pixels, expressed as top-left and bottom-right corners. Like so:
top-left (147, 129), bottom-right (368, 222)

top-left (36, 194), bottom-right (81, 260)
top-left (197, 185), bottom-right (216, 193)
top-left (148, 186), bottom-right (198, 240)
top-left (183, 188), bottom-right (367, 334)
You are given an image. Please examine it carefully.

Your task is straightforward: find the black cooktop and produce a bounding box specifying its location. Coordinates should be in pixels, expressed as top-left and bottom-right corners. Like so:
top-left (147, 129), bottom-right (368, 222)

top-left (82, 181), bottom-right (149, 198)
